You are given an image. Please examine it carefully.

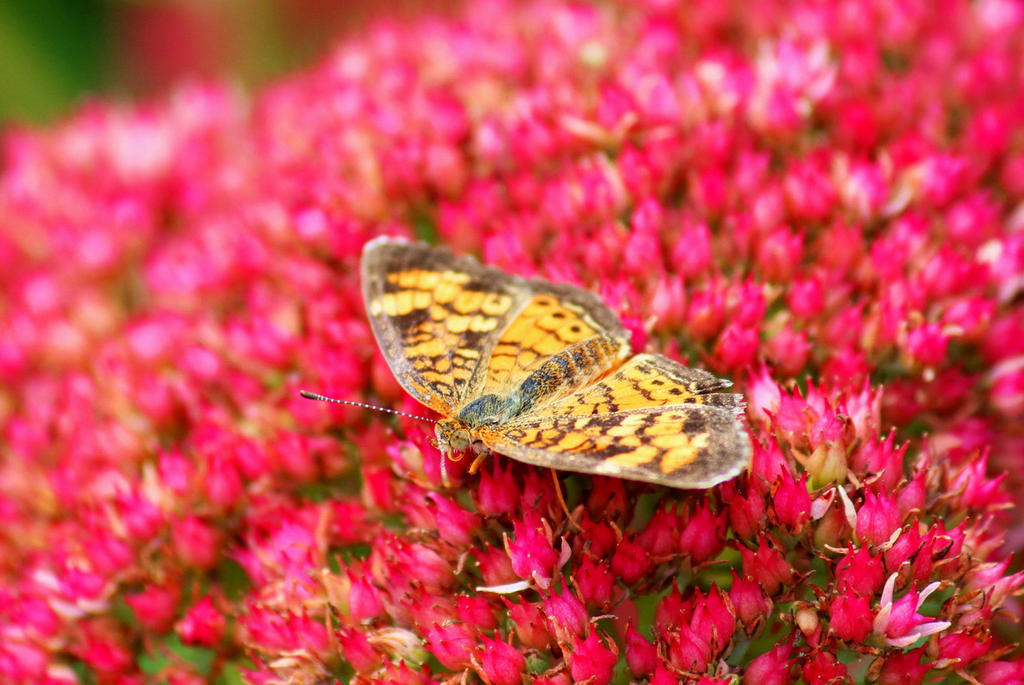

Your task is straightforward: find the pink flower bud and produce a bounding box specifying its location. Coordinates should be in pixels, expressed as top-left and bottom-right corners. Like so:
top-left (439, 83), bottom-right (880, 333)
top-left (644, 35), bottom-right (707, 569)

top-left (126, 584), bottom-right (179, 633)
top-left (876, 647), bottom-right (931, 685)
top-left (936, 631), bottom-right (991, 667)
top-left (835, 547), bottom-right (885, 597)
top-left (664, 624), bottom-right (711, 672)
top-left (686, 287), bottom-right (726, 341)
top-left (177, 596), bottom-right (225, 646)
top-left (692, 585), bottom-right (736, 653)
top-left (771, 471), bottom-right (811, 533)
top-left (742, 637), bottom-right (793, 685)
top-left (347, 571), bottom-right (383, 622)
top-left (635, 505), bottom-right (680, 558)
top-left (476, 636), bottom-right (526, 685)
top-left (764, 325), bottom-right (810, 378)
top-left (503, 597), bottom-right (552, 650)
top-left (679, 503), bottom-right (725, 563)
top-left (855, 490), bottom-right (902, 546)
top-left (712, 321), bottom-right (760, 372)
top-left (475, 544), bottom-right (518, 587)
top-left (611, 536), bottom-right (653, 584)
top-left (574, 556), bottom-right (615, 607)
top-left (204, 454), bottom-right (243, 510)
top-left (730, 570), bottom-right (771, 634)
top-left (426, 493), bottom-right (479, 548)
top-left (475, 462), bottom-right (520, 516)
top-left (172, 515), bottom-right (221, 569)
top-left (74, 633), bottom-right (134, 675)
top-left (544, 586), bottom-right (589, 643)
top-left (671, 222), bottom-right (713, 278)
top-left (569, 632), bottom-right (618, 685)
top-left (740, 536), bottom-right (794, 595)
top-left (975, 659), bottom-right (1024, 684)
top-left (337, 628), bottom-right (381, 673)
top-left (425, 623), bottom-right (477, 670)
top-left (801, 651), bottom-right (847, 683)
top-left (457, 595), bottom-right (497, 631)
top-left (506, 514), bottom-right (558, 587)
top-left (756, 226), bottom-right (803, 283)
top-left (905, 323), bottom-right (948, 368)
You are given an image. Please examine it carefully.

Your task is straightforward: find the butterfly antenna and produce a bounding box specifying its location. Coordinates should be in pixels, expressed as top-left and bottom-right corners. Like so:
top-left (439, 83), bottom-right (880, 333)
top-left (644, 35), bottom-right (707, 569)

top-left (299, 390), bottom-right (437, 423)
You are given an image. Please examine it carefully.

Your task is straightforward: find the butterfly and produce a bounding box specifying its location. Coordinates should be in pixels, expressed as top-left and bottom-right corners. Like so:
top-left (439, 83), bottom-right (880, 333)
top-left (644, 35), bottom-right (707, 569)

top-left (353, 237), bottom-right (751, 489)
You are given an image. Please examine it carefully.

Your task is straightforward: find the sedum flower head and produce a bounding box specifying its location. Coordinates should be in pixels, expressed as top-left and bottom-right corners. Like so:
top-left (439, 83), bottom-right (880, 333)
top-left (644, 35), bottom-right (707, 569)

top-left (2, 0), bottom-right (1024, 682)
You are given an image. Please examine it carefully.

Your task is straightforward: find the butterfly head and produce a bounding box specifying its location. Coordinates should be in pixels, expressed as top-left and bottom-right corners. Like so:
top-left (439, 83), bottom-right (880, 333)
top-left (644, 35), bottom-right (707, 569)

top-left (434, 418), bottom-right (473, 455)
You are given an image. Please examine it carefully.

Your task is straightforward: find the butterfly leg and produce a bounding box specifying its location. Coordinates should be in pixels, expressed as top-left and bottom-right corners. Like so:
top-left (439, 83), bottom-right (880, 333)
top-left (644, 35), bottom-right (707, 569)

top-left (468, 444), bottom-right (489, 474)
top-left (550, 469), bottom-right (581, 532)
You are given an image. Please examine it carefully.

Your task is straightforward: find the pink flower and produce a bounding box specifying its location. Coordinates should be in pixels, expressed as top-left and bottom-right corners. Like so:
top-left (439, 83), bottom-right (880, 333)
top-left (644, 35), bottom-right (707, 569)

top-left (873, 574), bottom-right (952, 648)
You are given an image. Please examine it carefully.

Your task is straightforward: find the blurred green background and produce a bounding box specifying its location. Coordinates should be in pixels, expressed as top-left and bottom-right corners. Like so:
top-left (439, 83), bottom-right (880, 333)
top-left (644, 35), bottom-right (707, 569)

top-left (0, 0), bottom-right (456, 126)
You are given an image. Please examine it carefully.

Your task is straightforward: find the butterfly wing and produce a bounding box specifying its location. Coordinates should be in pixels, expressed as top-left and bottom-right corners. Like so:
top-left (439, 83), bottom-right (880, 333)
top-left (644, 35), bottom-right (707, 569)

top-left (476, 354), bottom-right (750, 488)
top-left (361, 238), bottom-right (530, 414)
top-left (362, 237), bottom-right (632, 414)
top-left (474, 281), bottom-right (631, 397)
top-left (539, 353), bottom-right (741, 415)
top-left (479, 405), bottom-right (750, 488)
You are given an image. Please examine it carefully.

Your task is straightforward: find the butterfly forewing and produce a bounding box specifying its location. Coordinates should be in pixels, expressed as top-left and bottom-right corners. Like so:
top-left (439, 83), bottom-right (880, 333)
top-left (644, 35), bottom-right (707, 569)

top-left (361, 238), bottom-right (530, 414)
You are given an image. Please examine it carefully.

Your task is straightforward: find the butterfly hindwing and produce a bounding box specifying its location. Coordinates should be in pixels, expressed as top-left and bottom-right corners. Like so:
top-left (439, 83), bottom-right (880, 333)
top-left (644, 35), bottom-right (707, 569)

top-left (477, 281), bottom-right (631, 397)
top-left (478, 404), bottom-right (750, 489)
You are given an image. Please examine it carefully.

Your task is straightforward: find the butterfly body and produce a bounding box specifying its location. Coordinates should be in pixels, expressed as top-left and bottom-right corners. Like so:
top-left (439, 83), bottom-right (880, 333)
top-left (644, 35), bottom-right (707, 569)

top-left (361, 237), bottom-right (751, 489)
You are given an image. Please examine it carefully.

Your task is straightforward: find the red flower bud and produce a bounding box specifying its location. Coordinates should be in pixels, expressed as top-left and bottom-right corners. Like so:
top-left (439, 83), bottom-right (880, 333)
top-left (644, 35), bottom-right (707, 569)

top-left (624, 622), bottom-right (658, 676)
top-left (743, 637), bottom-right (793, 685)
top-left (611, 536), bottom-right (653, 584)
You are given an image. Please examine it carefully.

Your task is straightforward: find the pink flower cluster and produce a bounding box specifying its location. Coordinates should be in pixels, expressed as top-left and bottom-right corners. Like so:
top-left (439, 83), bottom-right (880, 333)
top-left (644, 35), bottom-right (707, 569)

top-left (2, 0), bottom-right (1024, 682)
